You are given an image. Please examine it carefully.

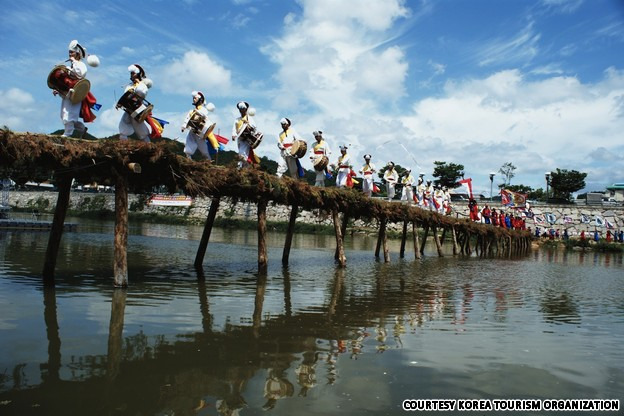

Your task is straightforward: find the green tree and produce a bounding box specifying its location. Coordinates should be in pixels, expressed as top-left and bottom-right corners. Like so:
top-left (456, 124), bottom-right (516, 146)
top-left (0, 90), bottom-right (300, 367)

top-left (504, 184), bottom-right (532, 194)
top-left (549, 168), bottom-right (587, 201)
top-left (498, 162), bottom-right (516, 186)
top-left (529, 187), bottom-right (545, 202)
top-left (431, 161), bottom-right (464, 189)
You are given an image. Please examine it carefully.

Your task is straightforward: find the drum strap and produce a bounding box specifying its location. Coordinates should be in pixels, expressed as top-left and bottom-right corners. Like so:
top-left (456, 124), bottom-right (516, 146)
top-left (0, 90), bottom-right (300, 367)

top-left (236, 115), bottom-right (247, 132)
top-left (279, 129), bottom-right (288, 142)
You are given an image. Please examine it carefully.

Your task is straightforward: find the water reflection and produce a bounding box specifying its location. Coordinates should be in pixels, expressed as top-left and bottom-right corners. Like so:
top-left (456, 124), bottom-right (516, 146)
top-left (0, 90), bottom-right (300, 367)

top-left (0, 227), bottom-right (623, 415)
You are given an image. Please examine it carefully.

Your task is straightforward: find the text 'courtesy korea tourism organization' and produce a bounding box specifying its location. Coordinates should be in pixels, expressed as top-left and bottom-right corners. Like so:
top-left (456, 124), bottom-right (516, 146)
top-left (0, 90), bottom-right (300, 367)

top-left (402, 399), bottom-right (620, 412)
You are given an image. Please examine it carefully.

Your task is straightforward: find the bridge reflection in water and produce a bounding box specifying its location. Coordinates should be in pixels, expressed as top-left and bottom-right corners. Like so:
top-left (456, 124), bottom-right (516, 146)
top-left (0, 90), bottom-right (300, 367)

top-left (0, 228), bottom-right (622, 415)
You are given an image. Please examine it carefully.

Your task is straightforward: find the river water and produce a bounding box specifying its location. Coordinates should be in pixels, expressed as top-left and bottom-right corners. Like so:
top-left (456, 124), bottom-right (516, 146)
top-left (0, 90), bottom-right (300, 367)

top-left (0, 219), bottom-right (622, 415)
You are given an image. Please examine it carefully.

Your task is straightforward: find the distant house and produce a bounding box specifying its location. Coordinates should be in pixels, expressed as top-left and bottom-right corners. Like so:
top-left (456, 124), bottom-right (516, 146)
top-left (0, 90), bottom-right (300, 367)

top-left (605, 183), bottom-right (624, 203)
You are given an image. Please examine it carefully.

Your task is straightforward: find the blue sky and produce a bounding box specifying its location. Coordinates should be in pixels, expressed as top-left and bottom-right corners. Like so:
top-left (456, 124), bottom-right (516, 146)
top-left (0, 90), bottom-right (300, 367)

top-left (1, 0), bottom-right (623, 195)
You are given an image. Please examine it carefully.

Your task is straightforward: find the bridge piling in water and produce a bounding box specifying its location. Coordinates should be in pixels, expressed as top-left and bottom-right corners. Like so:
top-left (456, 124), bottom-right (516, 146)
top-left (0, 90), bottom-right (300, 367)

top-left (42, 174), bottom-right (72, 284)
top-left (194, 197), bottom-right (221, 268)
top-left (113, 172), bottom-right (129, 288)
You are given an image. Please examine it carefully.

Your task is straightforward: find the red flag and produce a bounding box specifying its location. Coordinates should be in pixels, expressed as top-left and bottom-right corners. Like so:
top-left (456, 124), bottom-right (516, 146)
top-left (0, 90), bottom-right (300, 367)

top-left (458, 178), bottom-right (473, 199)
top-left (80, 92), bottom-right (97, 123)
top-left (215, 134), bottom-right (229, 145)
top-left (145, 115), bottom-right (164, 139)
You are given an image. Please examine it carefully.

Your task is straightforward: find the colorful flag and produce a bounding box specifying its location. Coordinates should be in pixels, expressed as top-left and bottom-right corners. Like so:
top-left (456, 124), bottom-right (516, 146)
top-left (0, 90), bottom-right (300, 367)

top-left (214, 134), bottom-right (229, 145)
top-left (595, 216), bottom-right (604, 227)
top-left (546, 213), bottom-right (557, 224)
top-left (534, 215), bottom-right (546, 225)
top-left (146, 115), bottom-right (167, 139)
top-left (580, 214), bottom-right (590, 224)
top-left (458, 178), bottom-right (473, 199)
top-left (500, 189), bottom-right (527, 207)
top-left (605, 219), bottom-right (615, 229)
top-left (563, 215), bottom-right (573, 224)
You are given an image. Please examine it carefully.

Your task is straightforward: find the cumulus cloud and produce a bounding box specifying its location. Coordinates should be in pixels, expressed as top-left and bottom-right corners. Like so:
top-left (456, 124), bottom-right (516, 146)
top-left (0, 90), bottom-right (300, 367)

top-left (157, 51), bottom-right (233, 96)
top-left (0, 88), bottom-right (37, 130)
top-left (397, 68), bottom-right (624, 189)
top-left (261, 0), bottom-right (410, 115)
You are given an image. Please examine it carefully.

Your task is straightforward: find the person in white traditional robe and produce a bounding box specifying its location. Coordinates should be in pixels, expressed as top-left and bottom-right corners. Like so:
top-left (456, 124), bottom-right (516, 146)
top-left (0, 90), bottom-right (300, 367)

top-left (118, 64), bottom-right (152, 142)
top-left (400, 168), bottom-right (415, 203)
top-left (181, 91), bottom-right (214, 160)
top-left (310, 131), bottom-right (331, 187)
top-left (359, 154), bottom-right (376, 197)
top-left (277, 118), bottom-right (302, 178)
top-left (383, 162), bottom-right (398, 201)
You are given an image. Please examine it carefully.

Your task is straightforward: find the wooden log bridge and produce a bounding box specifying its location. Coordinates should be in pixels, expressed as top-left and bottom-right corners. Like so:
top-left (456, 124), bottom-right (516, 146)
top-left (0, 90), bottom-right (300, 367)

top-left (0, 131), bottom-right (531, 286)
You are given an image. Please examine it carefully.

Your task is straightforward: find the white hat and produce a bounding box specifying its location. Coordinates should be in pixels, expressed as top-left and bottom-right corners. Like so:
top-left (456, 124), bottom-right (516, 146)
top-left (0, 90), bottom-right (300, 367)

top-left (237, 101), bottom-right (249, 110)
top-left (339, 145), bottom-right (348, 151)
top-left (313, 130), bottom-right (323, 137)
top-left (363, 154), bottom-right (371, 159)
top-left (280, 117), bottom-right (291, 126)
top-left (68, 40), bottom-right (85, 58)
top-left (192, 90), bottom-right (205, 102)
top-left (69, 40), bottom-right (99, 67)
top-left (128, 64), bottom-right (146, 79)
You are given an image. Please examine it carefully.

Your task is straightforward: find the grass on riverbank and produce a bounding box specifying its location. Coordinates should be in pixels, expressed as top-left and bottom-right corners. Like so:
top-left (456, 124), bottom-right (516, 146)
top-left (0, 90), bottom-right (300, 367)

top-left (542, 238), bottom-right (624, 253)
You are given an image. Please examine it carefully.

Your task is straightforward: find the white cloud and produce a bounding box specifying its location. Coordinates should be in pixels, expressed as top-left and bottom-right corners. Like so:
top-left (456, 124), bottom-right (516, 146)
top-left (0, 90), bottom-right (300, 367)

top-left (120, 46), bottom-right (135, 55)
top-left (261, 0), bottom-right (410, 116)
top-left (541, 0), bottom-right (584, 14)
top-left (0, 88), bottom-right (36, 130)
top-left (157, 51), bottom-right (233, 96)
top-left (476, 22), bottom-right (541, 67)
top-left (396, 68), bottom-right (624, 189)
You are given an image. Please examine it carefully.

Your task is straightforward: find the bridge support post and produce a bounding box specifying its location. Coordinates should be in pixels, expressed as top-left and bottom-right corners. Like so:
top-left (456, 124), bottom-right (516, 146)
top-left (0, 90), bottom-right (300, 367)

top-left (194, 196), bottom-right (220, 268)
top-left (432, 226), bottom-right (444, 257)
top-left (451, 226), bottom-right (459, 255)
top-left (282, 204), bottom-right (299, 266)
top-left (420, 225), bottom-right (429, 255)
top-left (332, 207), bottom-right (347, 267)
top-left (400, 218), bottom-right (408, 258)
top-left (412, 222), bottom-right (421, 260)
top-left (43, 174), bottom-right (73, 284)
top-left (382, 220), bottom-right (390, 263)
top-left (335, 214), bottom-right (349, 259)
top-left (113, 173), bottom-right (129, 287)
top-left (375, 217), bottom-right (387, 260)
top-left (107, 288), bottom-right (127, 380)
top-left (258, 199), bottom-right (268, 271)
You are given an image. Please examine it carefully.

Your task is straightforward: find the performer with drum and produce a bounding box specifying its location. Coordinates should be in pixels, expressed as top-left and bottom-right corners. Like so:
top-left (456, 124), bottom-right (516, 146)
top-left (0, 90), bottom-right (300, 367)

top-left (232, 101), bottom-right (257, 168)
top-left (359, 154), bottom-right (377, 197)
top-left (442, 186), bottom-right (452, 215)
top-left (400, 168), bottom-right (415, 204)
top-left (424, 180), bottom-right (435, 210)
top-left (332, 145), bottom-right (352, 188)
top-left (416, 174), bottom-right (426, 207)
top-left (277, 118), bottom-right (303, 179)
top-left (310, 131), bottom-right (331, 187)
top-left (181, 91), bottom-right (213, 161)
top-left (52, 40), bottom-right (98, 138)
top-left (118, 64), bottom-right (152, 142)
top-left (383, 162), bottom-right (398, 201)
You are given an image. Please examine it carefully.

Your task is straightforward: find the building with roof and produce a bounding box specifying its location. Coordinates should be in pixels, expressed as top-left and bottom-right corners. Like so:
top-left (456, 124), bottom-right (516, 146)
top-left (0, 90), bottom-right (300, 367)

top-left (606, 183), bottom-right (624, 203)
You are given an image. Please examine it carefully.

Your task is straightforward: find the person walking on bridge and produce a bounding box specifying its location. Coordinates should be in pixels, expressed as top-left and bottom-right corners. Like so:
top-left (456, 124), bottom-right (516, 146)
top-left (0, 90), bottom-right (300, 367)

top-left (359, 154), bottom-right (377, 197)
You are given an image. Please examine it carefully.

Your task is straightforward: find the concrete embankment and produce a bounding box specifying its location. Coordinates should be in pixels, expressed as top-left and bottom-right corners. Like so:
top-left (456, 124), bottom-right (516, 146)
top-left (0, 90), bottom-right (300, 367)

top-left (7, 191), bottom-right (624, 234)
